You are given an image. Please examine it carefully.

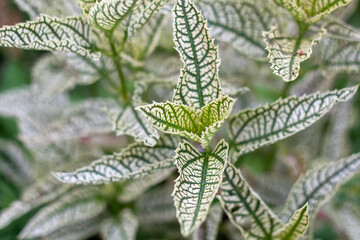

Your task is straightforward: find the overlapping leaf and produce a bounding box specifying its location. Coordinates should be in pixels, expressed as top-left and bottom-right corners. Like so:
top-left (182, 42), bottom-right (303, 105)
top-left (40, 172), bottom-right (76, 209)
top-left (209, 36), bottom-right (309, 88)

top-left (321, 19), bottom-right (360, 73)
top-left (173, 140), bottom-right (228, 237)
top-left (263, 27), bottom-right (325, 81)
top-left (0, 15), bottom-right (99, 60)
top-left (192, 203), bottom-right (223, 240)
top-left (219, 163), bottom-right (282, 239)
top-left (54, 135), bottom-right (178, 184)
top-left (139, 96), bottom-right (235, 147)
top-left (273, 0), bottom-right (352, 25)
top-left (19, 187), bottom-right (104, 239)
top-left (274, 204), bottom-right (309, 240)
top-left (172, 0), bottom-right (222, 113)
top-left (88, 0), bottom-right (140, 31)
top-left (100, 210), bottom-right (138, 240)
top-left (228, 85), bottom-right (358, 158)
top-left (197, 0), bottom-right (280, 59)
top-left (280, 152), bottom-right (360, 222)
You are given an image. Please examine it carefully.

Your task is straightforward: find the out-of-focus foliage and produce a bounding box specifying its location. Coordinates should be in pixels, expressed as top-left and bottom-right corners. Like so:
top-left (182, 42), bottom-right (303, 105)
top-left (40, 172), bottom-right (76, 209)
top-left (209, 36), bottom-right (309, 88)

top-left (0, 0), bottom-right (360, 239)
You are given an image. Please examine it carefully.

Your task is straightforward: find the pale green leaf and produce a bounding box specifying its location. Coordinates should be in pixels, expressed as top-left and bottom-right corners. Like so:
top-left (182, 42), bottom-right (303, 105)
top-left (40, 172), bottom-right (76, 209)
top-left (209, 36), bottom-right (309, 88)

top-left (197, 0), bottom-right (280, 59)
top-left (77, 0), bottom-right (96, 18)
top-left (54, 135), bottom-right (178, 184)
top-left (139, 96), bottom-right (235, 146)
top-left (138, 101), bottom-right (202, 142)
top-left (263, 27), bottom-right (325, 82)
top-left (273, 0), bottom-right (352, 25)
top-left (19, 187), bottom-right (104, 239)
top-left (172, 0), bottom-right (222, 113)
top-left (321, 19), bottom-right (360, 73)
top-left (228, 86), bottom-right (358, 158)
top-left (127, 0), bottom-right (168, 38)
top-left (274, 204), bottom-right (309, 240)
top-left (280, 152), bottom-right (360, 222)
top-left (0, 15), bottom-right (99, 60)
top-left (13, 0), bottom-right (81, 19)
top-left (100, 210), bottom-right (138, 240)
top-left (88, 0), bottom-right (140, 31)
top-left (108, 104), bottom-right (159, 146)
top-left (173, 140), bottom-right (228, 237)
top-left (192, 203), bottom-right (223, 240)
top-left (219, 163), bottom-right (282, 240)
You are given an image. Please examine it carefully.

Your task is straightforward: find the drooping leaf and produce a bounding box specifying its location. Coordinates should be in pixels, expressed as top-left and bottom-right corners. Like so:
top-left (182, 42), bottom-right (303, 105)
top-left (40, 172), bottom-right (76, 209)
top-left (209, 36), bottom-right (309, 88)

top-left (127, 0), bottom-right (168, 38)
top-left (321, 19), bottom-right (360, 73)
top-left (263, 27), bottom-right (325, 82)
top-left (54, 135), bottom-right (178, 184)
top-left (197, 0), bottom-right (280, 59)
top-left (19, 187), bottom-right (104, 239)
top-left (273, 0), bottom-right (352, 25)
top-left (228, 85), bottom-right (358, 158)
top-left (173, 140), bottom-right (228, 237)
top-left (280, 152), bottom-right (360, 222)
top-left (88, 0), bottom-right (140, 31)
top-left (139, 96), bottom-right (235, 147)
top-left (273, 204), bottom-right (309, 240)
top-left (13, 0), bottom-right (81, 19)
top-left (219, 163), bottom-right (282, 240)
top-left (0, 15), bottom-right (99, 60)
top-left (172, 0), bottom-right (222, 113)
top-left (192, 203), bottom-right (223, 240)
top-left (100, 210), bottom-right (138, 240)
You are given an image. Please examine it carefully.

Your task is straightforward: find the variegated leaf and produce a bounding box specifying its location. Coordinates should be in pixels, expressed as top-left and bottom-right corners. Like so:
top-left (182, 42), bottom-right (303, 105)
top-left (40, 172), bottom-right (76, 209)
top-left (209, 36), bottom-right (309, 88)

top-left (280, 152), bottom-right (360, 222)
top-left (263, 27), bottom-right (325, 82)
top-left (54, 135), bottom-right (178, 184)
top-left (19, 187), bottom-right (104, 239)
top-left (274, 204), bottom-right (309, 240)
top-left (0, 15), bottom-right (99, 60)
top-left (228, 85), bottom-right (358, 158)
top-left (88, 0), bottom-right (140, 31)
top-left (138, 101), bottom-right (202, 142)
top-left (172, 0), bottom-right (222, 113)
top-left (219, 163), bottom-right (282, 240)
top-left (273, 0), bottom-right (352, 25)
top-left (100, 210), bottom-right (138, 240)
top-left (321, 19), bottom-right (360, 73)
top-left (192, 203), bottom-right (223, 240)
top-left (139, 96), bottom-right (235, 147)
top-left (173, 140), bottom-right (228, 237)
top-left (127, 0), bottom-right (168, 38)
top-left (77, 0), bottom-right (96, 18)
top-left (197, 0), bottom-right (280, 59)
top-left (109, 103), bottom-right (160, 146)
top-left (0, 175), bottom-right (72, 230)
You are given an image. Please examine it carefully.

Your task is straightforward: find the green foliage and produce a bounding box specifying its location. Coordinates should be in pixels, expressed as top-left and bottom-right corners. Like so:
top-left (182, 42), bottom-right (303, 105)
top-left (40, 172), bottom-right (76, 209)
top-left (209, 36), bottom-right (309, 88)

top-left (0, 0), bottom-right (360, 239)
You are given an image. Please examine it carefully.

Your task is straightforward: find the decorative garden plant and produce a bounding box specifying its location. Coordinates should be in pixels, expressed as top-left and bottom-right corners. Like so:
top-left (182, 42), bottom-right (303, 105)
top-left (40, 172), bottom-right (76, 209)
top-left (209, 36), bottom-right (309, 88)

top-left (0, 0), bottom-right (360, 239)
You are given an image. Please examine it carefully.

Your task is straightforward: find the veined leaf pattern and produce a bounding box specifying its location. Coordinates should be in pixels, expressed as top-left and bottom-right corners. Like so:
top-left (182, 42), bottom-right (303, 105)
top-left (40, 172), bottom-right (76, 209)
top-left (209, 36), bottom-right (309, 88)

top-left (0, 15), bottom-right (99, 60)
top-left (173, 140), bottom-right (228, 237)
top-left (100, 210), bottom-right (138, 240)
top-left (127, 0), bottom-right (168, 38)
top-left (88, 0), bottom-right (140, 31)
top-left (273, 0), bottom-right (352, 25)
top-left (263, 27), bottom-right (325, 82)
top-left (219, 163), bottom-right (282, 240)
top-left (172, 0), bottom-right (222, 113)
top-left (54, 135), bottom-right (178, 184)
top-left (280, 152), bottom-right (360, 222)
top-left (197, 0), bottom-right (280, 59)
top-left (228, 85), bottom-right (358, 158)
top-left (192, 203), bottom-right (223, 240)
top-left (274, 204), bottom-right (309, 240)
top-left (321, 19), bottom-right (360, 73)
top-left (19, 187), bottom-right (104, 239)
top-left (108, 105), bottom-right (160, 147)
top-left (139, 96), bottom-right (235, 147)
